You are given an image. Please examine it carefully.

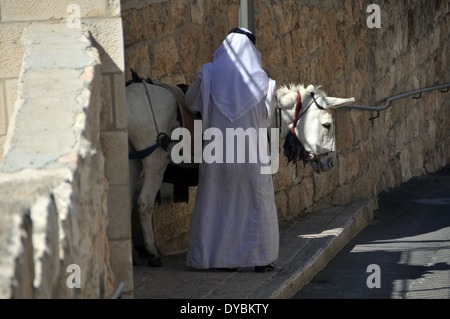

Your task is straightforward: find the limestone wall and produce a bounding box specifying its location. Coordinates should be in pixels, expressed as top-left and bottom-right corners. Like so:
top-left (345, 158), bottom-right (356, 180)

top-left (122, 0), bottom-right (240, 84)
top-left (123, 0), bottom-right (449, 256)
top-left (255, 0), bottom-right (449, 219)
top-left (0, 24), bottom-right (112, 298)
top-left (0, 1), bottom-right (133, 298)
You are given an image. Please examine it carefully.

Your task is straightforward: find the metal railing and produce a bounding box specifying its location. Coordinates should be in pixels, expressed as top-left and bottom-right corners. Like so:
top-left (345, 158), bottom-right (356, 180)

top-left (108, 282), bottom-right (125, 299)
top-left (343, 83), bottom-right (450, 120)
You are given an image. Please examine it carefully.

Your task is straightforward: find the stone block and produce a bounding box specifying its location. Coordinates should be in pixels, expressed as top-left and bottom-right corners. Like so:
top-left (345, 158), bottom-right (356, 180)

top-left (0, 82), bottom-right (5, 135)
top-left (299, 5), bottom-right (320, 25)
top-left (180, 26), bottom-right (203, 74)
top-left (425, 118), bottom-right (437, 151)
top-left (337, 155), bottom-right (346, 186)
top-left (275, 190), bottom-right (288, 221)
top-left (108, 239), bottom-right (133, 296)
top-left (254, 2), bottom-right (273, 51)
top-left (273, 0), bottom-right (298, 35)
top-left (190, 0), bottom-right (204, 25)
top-left (30, 195), bottom-right (60, 299)
top-left (122, 8), bottom-right (143, 46)
top-left (321, 8), bottom-right (337, 46)
top-left (114, 74), bottom-right (128, 129)
top-left (328, 42), bottom-right (344, 79)
top-left (409, 138), bottom-right (425, 177)
top-left (4, 79), bottom-right (19, 122)
top-left (405, 106), bottom-right (420, 141)
top-left (291, 28), bottom-right (308, 62)
top-left (0, 23), bottom-right (27, 78)
top-left (282, 33), bottom-right (294, 68)
top-left (313, 163), bottom-right (338, 202)
top-left (0, 200), bottom-right (34, 299)
top-left (351, 176), bottom-right (371, 201)
top-left (83, 18), bottom-right (125, 73)
top-left (400, 146), bottom-right (412, 183)
top-left (101, 131), bottom-right (130, 186)
top-left (124, 41), bottom-right (151, 82)
top-left (336, 114), bottom-right (353, 151)
top-left (0, 136), bottom-right (5, 160)
top-left (106, 185), bottom-right (132, 240)
top-left (150, 35), bottom-right (180, 79)
top-left (0, 0), bottom-right (107, 21)
top-left (101, 74), bottom-right (114, 130)
top-left (264, 38), bottom-right (282, 70)
top-left (107, 0), bottom-right (121, 17)
top-left (170, 0), bottom-right (188, 29)
top-left (226, 1), bottom-right (239, 27)
top-left (286, 186), bottom-right (302, 219)
top-left (345, 149), bottom-right (360, 182)
top-left (142, 2), bottom-right (170, 40)
top-left (299, 176), bottom-right (314, 211)
top-left (332, 184), bottom-right (352, 206)
top-left (272, 156), bottom-right (296, 192)
top-left (1, 24), bottom-right (102, 173)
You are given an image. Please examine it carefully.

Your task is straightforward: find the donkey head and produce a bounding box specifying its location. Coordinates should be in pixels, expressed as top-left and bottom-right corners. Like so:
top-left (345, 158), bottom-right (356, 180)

top-left (277, 84), bottom-right (355, 173)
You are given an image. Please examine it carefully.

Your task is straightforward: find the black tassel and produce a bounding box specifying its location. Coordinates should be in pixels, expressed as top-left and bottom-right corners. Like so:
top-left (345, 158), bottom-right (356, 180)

top-left (283, 130), bottom-right (305, 165)
top-left (126, 68), bottom-right (154, 86)
top-left (130, 68), bottom-right (141, 83)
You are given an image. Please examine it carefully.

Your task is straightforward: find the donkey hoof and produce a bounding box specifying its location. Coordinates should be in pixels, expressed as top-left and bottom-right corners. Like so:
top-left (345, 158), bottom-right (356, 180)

top-left (148, 255), bottom-right (162, 267)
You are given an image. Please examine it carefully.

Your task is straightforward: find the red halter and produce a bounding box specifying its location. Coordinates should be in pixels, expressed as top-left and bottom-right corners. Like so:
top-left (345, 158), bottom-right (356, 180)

top-left (291, 91), bottom-right (302, 135)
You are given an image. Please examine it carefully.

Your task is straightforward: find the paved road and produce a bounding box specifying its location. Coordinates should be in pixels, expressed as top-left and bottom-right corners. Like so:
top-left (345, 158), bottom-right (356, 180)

top-left (293, 166), bottom-right (450, 299)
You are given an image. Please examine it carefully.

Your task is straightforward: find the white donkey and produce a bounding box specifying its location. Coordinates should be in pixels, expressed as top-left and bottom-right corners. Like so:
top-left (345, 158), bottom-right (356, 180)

top-left (127, 81), bottom-right (354, 266)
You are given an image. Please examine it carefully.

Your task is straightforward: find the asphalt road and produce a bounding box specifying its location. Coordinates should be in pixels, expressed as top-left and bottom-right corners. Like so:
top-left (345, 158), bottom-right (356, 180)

top-left (293, 165), bottom-right (450, 299)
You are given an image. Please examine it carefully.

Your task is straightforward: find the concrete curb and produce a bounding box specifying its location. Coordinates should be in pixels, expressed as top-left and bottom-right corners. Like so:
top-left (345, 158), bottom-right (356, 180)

top-left (262, 199), bottom-right (376, 299)
top-left (133, 198), bottom-right (377, 299)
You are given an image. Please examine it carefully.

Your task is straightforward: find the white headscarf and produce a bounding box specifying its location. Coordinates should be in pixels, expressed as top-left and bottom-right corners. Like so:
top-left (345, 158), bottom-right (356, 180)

top-left (200, 28), bottom-right (270, 126)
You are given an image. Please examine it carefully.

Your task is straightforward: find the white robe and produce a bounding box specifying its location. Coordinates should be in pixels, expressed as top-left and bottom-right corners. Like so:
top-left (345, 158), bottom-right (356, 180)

top-left (185, 30), bottom-right (279, 269)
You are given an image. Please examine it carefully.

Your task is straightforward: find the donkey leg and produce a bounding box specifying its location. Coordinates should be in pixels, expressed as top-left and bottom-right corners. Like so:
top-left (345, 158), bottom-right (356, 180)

top-left (138, 177), bottom-right (163, 267)
top-left (138, 150), bottom-right (169, 267)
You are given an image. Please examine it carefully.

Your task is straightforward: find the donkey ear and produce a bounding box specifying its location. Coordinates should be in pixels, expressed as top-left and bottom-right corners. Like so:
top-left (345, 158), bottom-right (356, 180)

top-left (323, 96), bottom-right (355, 109)
top-left (276, 86), bottom-right (298, 108)
top-left (306, 84), bottom-right (315, 93)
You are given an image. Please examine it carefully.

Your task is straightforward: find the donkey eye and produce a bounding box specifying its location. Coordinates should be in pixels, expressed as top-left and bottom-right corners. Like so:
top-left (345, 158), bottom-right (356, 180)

top-left (322, 123), bottom-right (332, 130)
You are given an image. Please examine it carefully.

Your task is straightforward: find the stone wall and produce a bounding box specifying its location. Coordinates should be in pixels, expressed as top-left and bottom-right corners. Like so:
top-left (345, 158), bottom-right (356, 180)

top-left (123, 0), bottom-right (449, 257)
top-left (255, 0), bottom-right (449, 220)
top-left (0, 24), bottom-right (112, 298)
top-left (122, 0), bottom-right (239, 84)
top-left (0, 1), bottom-right (133, 298)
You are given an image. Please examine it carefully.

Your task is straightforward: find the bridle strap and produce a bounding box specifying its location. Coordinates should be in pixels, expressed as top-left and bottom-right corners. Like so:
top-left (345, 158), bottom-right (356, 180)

top-left (128, 78), bottom-right (172, 160)
top-left (290, 91), bottom-right (334, 160)
top-left (311, 92), bottom-right (325, 110)
top-left (291, 91), bottom-right (328, 132)
top-left (291, 91), bottom-right (302, 135)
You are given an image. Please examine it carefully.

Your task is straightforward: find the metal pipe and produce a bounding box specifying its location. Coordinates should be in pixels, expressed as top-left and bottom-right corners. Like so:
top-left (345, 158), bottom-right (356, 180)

top-left (108, 282), bottom-right (125, 299)
top-left (239, 0), bottom-right (255, 33)
top-left (343, 83), bottom-right (450, 112)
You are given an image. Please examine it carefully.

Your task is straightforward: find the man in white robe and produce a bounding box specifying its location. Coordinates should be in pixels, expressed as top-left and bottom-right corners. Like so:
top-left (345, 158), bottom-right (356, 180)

top-left (185, 28), bottom-right (279, 271)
